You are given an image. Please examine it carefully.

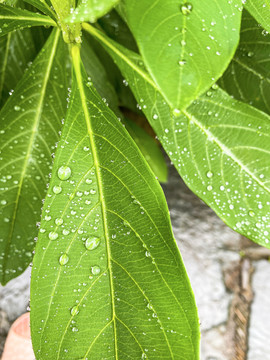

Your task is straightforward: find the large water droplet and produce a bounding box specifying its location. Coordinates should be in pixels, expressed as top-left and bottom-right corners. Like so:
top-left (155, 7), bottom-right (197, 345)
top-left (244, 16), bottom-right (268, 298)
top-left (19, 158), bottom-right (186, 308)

top-left (91, 265), bottom-right (101, 275)
top-left (180, 2), bottom-right (193, 15)
top-left (206, 170), bottom-right (213, 178)
top-left (55, 218), bottom-right (63, 226)
top-left (85, 237), bottom-right (100, 251)
top-left (59, 253), bottom-right (69, 265)
top-left (49, 231), bottom-right (58, 240)
top-left (53, 185), bottom-right (62, 194)
top-left (58, 166), bottom-right (71, 181)
top-left (14, 105), bottom-right (21, 111)
top-left (249, 210), bottom-right (255, 217)
top-left (70, 306), bottom-right (79, 316)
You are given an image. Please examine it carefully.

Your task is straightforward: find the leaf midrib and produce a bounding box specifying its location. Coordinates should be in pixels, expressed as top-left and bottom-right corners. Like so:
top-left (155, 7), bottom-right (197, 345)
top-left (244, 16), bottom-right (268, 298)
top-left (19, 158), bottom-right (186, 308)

top-left (0, 14), bottom-right (56, 26)
top-left (1, 29), bottom-right (60, 284)
top-left (72, 45), bottom-right (118, 360)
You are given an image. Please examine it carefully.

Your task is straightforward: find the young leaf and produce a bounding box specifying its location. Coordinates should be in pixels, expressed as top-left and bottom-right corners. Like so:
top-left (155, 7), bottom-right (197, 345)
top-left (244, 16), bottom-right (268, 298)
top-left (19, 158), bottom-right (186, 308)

top-left (65, 0), bottom-right (119, 24)
top-left (121, 0), bottom-right (243, 110)
top-left (84, 24), bottom-right (270, 248)
top-left (31, 45), bottom-right (199, 360)
top-left (0, 29), bottom-right (68, 284)
top-left (244, 0), bottom-right (270, 33)
top-left (0, 28), bottom-right (36, 106)
top-left (220, 9), bottom-right (270, 114)
top-left (0, 4), bottom-right (56, 37)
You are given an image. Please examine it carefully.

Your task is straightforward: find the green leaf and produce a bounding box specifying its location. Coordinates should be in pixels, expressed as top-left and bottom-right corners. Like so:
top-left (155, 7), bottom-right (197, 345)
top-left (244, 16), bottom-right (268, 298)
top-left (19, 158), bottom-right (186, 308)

top-left (121, 0), bottom-right (243, 110)
top-left (84, 24), bottom-right (270, 247)
top-left (244, 0), bottom-right (270, 33)
top-left (220, 9), bottom-right (270, 114)
top-left (0, 4), bottom-right (56, 37)
top-left (65, 0), bottom-right (119, 23)
top-left (0, 28), bottom-right (36, 107)
top-left (31, 45), bottom-right (199, 360)
top-left (0, 28), bottom-right (69, 284)
top-left (22, 0), bottom-right (58, 20)
top-left (123, 118), bottom-right (168, 183)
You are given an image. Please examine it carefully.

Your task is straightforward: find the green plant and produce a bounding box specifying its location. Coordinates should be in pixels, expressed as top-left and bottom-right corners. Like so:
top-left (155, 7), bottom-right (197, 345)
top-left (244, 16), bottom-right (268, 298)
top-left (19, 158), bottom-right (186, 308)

top-left (0, 0), bottom-right (269, 358)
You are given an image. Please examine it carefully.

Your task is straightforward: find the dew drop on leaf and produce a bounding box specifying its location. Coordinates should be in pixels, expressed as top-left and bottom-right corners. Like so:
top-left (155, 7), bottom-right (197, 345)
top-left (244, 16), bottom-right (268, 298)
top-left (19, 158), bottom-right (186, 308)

top-left (91, 265), bottom-right (101, 275)
top-left (49, 231), bottom-right (59, 240)
top-left (178, 59), bottom-right (187, 66)
top-left (55, 218), bottom-right (63, 225)
top-left (53, 185), bottom-right (62, 194)
top-left (180, 3), bottom-right (193, 15)
top-left (206, 171), bottom-right (213, 178)
top-left (85, 237), bottom-right (100, 251)
top-left (58, 166), bottom-right (71, 181)
top-left (249, 210), bottom-right (255, 217)
top-left (59, 254), bottom-right (69, 265)
top-left (70, 306), bottom-right (79, 316)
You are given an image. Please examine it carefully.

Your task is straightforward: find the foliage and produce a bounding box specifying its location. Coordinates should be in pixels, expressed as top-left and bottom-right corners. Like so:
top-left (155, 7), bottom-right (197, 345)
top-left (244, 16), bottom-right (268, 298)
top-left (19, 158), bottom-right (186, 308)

top-left (0, 0), bottom-right (269, 358)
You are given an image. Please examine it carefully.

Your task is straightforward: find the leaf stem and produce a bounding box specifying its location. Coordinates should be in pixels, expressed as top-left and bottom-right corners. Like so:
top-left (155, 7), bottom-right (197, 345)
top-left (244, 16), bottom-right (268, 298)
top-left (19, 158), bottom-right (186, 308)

top-left (50, 0), bottom-right (81, 44)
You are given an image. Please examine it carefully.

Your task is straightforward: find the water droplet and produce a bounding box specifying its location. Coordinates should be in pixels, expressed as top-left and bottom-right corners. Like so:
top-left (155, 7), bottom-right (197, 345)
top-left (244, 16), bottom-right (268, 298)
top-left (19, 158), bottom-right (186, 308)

top-left (86, 179), bottom-right (92, 184)
top-left (70, 306), bottom-right (79, 316)
top-left (178, 59), bottom-right (187, 66)
top-left (49, 231), bottom-right (58, 240)
top-left (90, 189), bottom-right (96, 195)
top-left (247, 51), bottom-right (254, 58)
top-left (58, 166), bottom-right (71, 181)
top-left (85, 237), bottom-right (100, 251)
top-left (59, 253), bottom-right (69, 265)
top-left (173, 108), bottom-right (181, 117)
top-left (14, 105), bottom-right (21, 111)
top-left (55, 218), bottom-right (63, 226)
top-left (91, 265), bottom-right (101, 275)
top-left (63, 229), bottom-right (70, 235)
top-left (207, 185), bottom-right (213, 191)
top-left (206, 171), bottom-right (213, 178)
top-left (248, 210), bottom-right (255, 217)
top-left (180, 2), bottom-right (193, 15)
top-left (1, 200), bottom-right (7, 205)
top-left (53, 185), bottom-right (62, 194)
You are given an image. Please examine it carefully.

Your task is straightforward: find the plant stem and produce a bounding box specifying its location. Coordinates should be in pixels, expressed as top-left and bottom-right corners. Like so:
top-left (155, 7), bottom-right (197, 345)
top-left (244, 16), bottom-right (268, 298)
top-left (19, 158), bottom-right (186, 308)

top-left (50, 0), bottom-right (81, 44)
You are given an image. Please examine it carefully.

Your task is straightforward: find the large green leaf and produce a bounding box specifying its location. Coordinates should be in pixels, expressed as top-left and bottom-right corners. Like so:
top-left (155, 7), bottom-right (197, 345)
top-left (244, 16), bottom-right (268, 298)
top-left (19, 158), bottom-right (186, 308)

top-left (31, 45), bottom-right (199, 360)
top-left (65, 0), bottom-right (119, 23)
top-left (244, 0), bottom-right (270, 33)
top-left (121, 0), bottom-right (243, 110)
top-left (0, 28), bottom-right (36, 107)
top-left (220, 9), bottom-right (270, 114)
top-left (81, 37), bottom-right (167, 182)
top-left (0, 29), bottom-right (68, 284)
top-left (0, 4), bottom-right (56, 37)
top-left (84, 24), bottom-right (270, 248)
